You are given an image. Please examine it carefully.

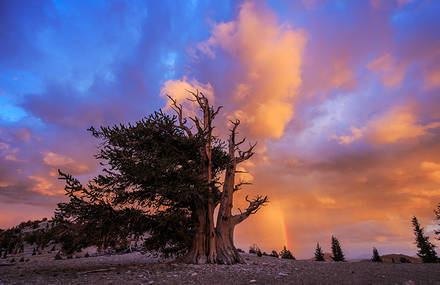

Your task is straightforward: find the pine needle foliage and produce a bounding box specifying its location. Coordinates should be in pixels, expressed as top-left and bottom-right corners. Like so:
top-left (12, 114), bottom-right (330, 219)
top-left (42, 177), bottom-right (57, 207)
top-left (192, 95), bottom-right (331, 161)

top-left (331, 236), bottom-right (345, 262)
top-left (371, 247), bottom-right (382, 262)
top-left (412, 216), bottom-right (438, 263)
top-left (314, 242), bottom-right (325, 261)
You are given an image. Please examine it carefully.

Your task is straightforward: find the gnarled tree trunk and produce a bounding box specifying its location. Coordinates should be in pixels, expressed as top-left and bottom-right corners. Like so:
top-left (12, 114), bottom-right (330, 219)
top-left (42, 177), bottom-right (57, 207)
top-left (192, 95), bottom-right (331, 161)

top-left (169, 92), bottom-right (267, 264)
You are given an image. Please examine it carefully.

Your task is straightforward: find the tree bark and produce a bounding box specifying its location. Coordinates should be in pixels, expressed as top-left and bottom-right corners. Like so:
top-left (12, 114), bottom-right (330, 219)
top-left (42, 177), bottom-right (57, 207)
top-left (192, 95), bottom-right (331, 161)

top-left (181, 207), bottom-right (208, 264)
top-left (169, 93), bottom-right (266, 264)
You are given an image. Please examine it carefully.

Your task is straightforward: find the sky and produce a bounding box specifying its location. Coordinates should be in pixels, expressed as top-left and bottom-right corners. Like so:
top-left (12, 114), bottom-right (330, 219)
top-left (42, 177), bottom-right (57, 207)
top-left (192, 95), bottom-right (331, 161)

top-left (1, 0), bottom-right (440, 259)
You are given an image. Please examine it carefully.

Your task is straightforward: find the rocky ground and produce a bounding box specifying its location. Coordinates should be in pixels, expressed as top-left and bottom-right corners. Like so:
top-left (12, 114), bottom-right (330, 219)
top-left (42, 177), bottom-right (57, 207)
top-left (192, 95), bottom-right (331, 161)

top-left (0, 252), bottom-right (439, 284)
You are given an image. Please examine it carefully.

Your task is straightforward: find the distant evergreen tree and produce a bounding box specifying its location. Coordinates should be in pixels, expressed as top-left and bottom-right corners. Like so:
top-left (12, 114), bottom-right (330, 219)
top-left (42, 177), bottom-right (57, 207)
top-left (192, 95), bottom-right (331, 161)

top-left (279, 246), bottom-right (295, 260)
top-left (371, 247), bottom-right (382, 262)
top-left (270, 250), bottom-right (279, 258)
top-left (412, 216), bottom-right (438, 263)
top-left (249, 244), bottom-right (261, 254)
top-left (314, 242), bottom-right (325, 261)
top-left (331, 236), bottom-right (345, 262)
top-left (435, 204), bottom-right (440, 241)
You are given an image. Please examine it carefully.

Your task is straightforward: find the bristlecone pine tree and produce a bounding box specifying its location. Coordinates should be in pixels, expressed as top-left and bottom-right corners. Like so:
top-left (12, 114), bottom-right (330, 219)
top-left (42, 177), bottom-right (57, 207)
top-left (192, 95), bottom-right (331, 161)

top-left (57, 90), bottom-right (268, 264)
top-left (371, 247), bottom-right (382, 262)
top-left (331, 236), bottom-right (345, 262)
top-left (412, 216), bottom-right (438, 263)
top-left (279, 246), bottom-right (295, 260)
top-left (435, 204), bottom-right (440, 241)
top-left (314, 242), bottom-right (325, 261)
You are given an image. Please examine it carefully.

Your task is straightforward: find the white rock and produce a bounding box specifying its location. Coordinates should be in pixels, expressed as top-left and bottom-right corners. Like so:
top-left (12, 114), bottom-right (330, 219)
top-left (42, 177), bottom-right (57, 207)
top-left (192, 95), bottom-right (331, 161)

top-left (278, 272), bottom-right (288, 276)
top-left (191, 272), bottom-right (198, 276)
top-left (250, 280), bottom-right (257, 283)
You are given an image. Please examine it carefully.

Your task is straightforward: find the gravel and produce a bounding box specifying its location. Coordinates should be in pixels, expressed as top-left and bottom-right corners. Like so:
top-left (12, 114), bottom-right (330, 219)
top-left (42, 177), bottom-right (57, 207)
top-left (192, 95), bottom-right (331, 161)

top-left (0, 252), bottom-right (439, 284)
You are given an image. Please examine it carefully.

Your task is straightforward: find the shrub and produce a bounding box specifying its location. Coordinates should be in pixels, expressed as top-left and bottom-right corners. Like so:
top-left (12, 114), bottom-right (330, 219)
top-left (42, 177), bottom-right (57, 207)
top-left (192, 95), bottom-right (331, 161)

top-left (270, 250), bottom-right (279, 258)
top-left (54, 252), bottom-right (62, 260)
top-left (279, 246), bottom-right (295, 260)
top-left (371, 247), bottom-right (382, 262)
top-left (249, 244), bottom-right (260, 254)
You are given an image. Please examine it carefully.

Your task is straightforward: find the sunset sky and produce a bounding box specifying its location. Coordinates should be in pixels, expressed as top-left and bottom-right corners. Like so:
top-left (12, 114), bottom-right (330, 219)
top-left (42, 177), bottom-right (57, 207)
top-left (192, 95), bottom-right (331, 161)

top-left (1, 0), bottom-right (440, 259)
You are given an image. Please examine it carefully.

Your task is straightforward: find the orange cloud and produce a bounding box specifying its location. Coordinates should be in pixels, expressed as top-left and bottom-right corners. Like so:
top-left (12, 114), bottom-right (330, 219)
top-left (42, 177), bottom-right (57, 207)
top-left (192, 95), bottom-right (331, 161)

top-left (197, 1), bottom-right (307, 139)
top-left (43, 151), bottom-right (74, 166)
top-left (160, 77), bottom-right (214, 109)
top-left (42, 151), bottom-right (89, 174)
top-left (424, 68), bottom-right (440, 89)
top-left (333, 106), bottom-right (440, 144)
top-left (367, 53), bottom-right (407, 87)
top-left (421, 161), bottom-right (440, 183)
top-left (28, 175), bottom-right (62, 196)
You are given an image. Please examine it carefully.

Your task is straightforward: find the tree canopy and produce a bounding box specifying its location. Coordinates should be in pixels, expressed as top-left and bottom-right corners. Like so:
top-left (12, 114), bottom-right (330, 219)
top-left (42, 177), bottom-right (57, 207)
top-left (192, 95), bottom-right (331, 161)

top-left (56, 91), bottom-right (268, 264)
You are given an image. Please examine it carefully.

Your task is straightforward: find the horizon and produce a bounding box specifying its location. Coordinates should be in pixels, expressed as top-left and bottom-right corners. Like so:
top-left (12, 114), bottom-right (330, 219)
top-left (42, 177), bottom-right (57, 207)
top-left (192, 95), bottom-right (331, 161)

top-left (1, 0), bottom-right (440, 260)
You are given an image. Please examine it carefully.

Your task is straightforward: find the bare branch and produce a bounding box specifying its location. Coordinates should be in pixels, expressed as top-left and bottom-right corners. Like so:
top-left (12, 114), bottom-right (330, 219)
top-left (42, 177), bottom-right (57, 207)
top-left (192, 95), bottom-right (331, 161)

top-left (166, 95), bottom-right (193, 138)
top-left (236, 142), bottom-right (257, 164)
top-left (232, 195), bottom-right (269, 225)
top-left (233, 181), bottom-right (252, 192)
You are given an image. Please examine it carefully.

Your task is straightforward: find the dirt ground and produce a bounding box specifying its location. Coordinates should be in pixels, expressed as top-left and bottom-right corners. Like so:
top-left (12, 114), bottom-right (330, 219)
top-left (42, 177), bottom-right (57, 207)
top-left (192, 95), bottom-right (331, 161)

top-left (1, 252), bottom-right (439, 284)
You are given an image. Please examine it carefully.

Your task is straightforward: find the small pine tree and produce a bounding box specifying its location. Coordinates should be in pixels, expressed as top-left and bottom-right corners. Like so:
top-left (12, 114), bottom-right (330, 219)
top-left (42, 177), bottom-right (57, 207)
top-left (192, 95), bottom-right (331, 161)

top-left (435, 204), bottom-right (440, 241)
top-left (412, 216), bottom-right (438, 263)
top-left (32, 248), bottom-right (36, 256)
top-left (270, 250), bottom-right (279, 258)
top-left (331, 236), bottom-right (345, 262)
top-left (314, 242), bottom-right (325, 261)
top-left (279, 246), bottom-right (295, 260)
top-left (249, 244), bottom-right (260, 254)
top-left (371, 247), bottom-right (382, 262)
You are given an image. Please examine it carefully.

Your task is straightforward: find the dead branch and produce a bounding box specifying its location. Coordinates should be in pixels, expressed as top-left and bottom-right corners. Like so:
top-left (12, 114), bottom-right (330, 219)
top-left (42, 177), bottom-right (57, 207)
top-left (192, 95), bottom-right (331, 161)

top-left (232, 195), bottom-right (268, 225)
top-left (167, 95), bottom-right (193, 138)
top-left (233, 181), bottom-right (252, 192)
top-left (236, 142), bottom-right (257, 164)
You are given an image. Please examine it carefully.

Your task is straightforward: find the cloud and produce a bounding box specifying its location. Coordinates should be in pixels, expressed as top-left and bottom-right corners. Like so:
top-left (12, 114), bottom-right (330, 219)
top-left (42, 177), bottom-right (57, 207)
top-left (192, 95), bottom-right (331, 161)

top-left (420, 161), bottom-right (440, 183)
top-left (28, 175), bottom-right (60, 196)
top-left (367, 53), bottom-right (407, 87)
top-left (160, 77), bottom-right (215, 119)
top-left (195, 1), bottom-right (307, 139)
top-left (424, 67), bottom-right (440, 89)
top-left (43, 152), bottom-right (74, 166)
top-left (333, 105), bottom-right (440, 144)
top-left (42, 151), bottom-right (89, 174)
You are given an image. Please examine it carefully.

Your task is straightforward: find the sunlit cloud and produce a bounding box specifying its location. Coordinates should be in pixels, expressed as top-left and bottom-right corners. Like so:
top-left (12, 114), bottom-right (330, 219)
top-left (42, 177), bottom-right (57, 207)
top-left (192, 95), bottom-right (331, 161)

top-left (196, 1), bottom-right (307, 139)
top-left (333, 105), bottom-right (440, 144)
top-left (28, 175), bottom-right (62, 196)
top-left (367, 53), bottom-right (407, 88)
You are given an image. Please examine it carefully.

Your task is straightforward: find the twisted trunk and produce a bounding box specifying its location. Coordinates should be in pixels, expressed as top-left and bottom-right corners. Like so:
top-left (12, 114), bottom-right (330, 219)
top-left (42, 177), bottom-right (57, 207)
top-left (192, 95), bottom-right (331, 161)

top-left (170, 93), bottom-right (265, 264)
top-left (181, 207), bottom-right (208, 264)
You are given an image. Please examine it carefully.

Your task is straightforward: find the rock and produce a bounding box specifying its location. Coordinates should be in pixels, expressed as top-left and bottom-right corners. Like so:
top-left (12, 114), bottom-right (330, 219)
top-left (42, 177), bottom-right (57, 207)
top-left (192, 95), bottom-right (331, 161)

top-left (278, 272), bottom-right (288, 276)
top-left (403, 281), bottom-right (415, 285)
top-left (250, 280), bottom-right (257, 283)
top-left (191, 272), bottom-right (198, 276)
